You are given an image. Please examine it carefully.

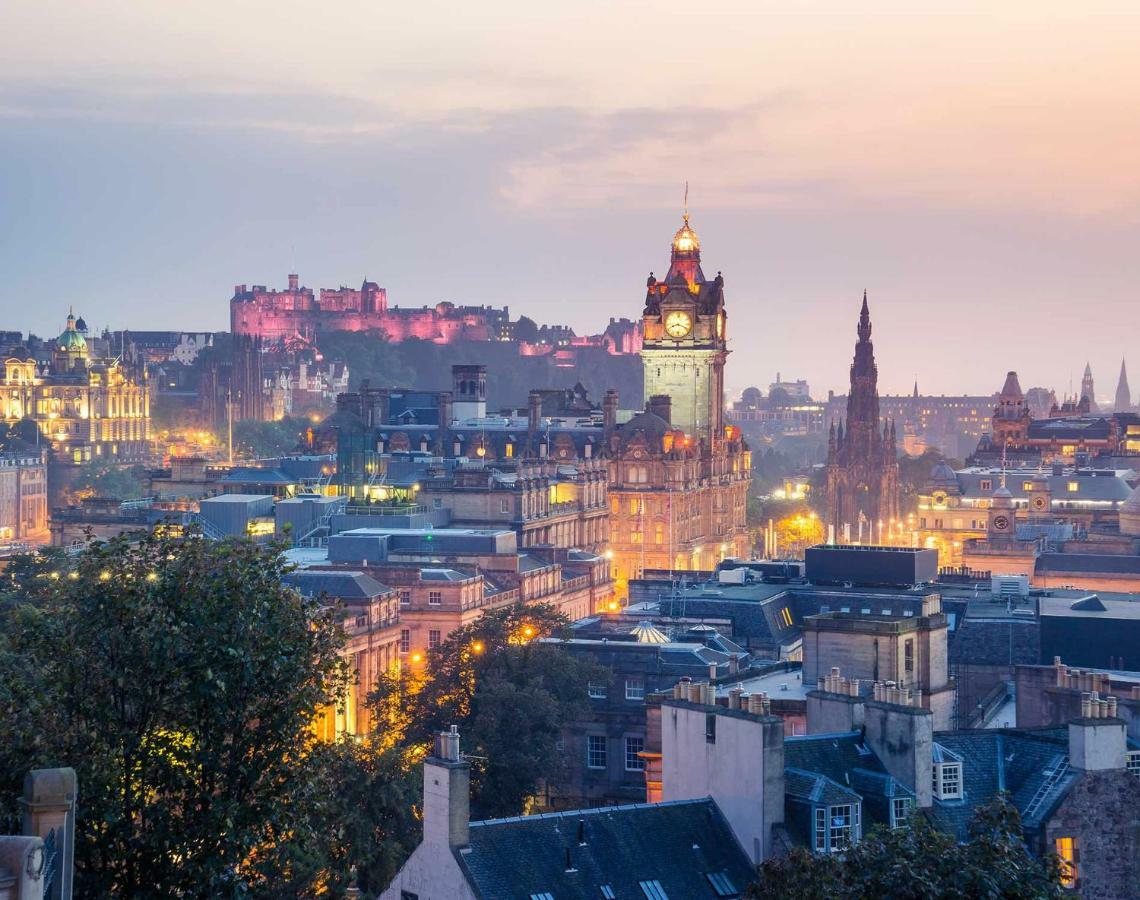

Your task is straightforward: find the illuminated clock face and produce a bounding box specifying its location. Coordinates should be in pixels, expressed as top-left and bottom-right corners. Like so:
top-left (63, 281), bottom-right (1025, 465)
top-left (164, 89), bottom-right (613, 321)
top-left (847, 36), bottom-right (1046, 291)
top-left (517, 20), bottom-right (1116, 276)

top-left (1033, 497), bottom-right (1047, 511)
top-left (993, 514), bottom-right (1011, 531)
top-left (932, 491), bottom-right (947, 506)
top-left (664, 310), bottom-right (692, 338)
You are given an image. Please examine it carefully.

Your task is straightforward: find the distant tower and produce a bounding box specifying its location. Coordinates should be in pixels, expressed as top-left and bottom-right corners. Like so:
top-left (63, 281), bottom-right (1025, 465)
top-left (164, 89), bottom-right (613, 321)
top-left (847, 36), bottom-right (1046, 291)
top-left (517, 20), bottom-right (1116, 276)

top-left (451, 364), bottom-right (487, 421)
top-left (991, 371), bottom-right (1031, 447)
top-left (825, 292), bottom-right (900, 539)
top-left (1081, 362), bottom-right (1097, 412)
top-left (1114, 358), bottom-right (1132, 412)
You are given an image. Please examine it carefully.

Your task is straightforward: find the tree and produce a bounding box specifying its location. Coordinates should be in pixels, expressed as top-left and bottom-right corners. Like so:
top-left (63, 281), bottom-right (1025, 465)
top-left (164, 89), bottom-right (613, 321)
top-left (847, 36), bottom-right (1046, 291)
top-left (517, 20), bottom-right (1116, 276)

top-left (747, 796), bottom-right (1062, 900)
top-left (371, 603), bottom-right (604, 818)
top-left (0, 532), bottom-right (355, 897)
top-left (232, 415), bottom-right (308, 459)
top-left (69, 461), bottom-right (148, 501)
top-left (513, 315), bottom-right (540, 344)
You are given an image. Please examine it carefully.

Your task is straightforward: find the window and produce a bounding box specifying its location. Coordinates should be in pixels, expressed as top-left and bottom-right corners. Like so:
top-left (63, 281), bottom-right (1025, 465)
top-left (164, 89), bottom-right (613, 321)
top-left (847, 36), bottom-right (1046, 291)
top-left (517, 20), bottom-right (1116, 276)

top-left (428, 590), bottom-right (442, 606)
top-left (530, 894), bottom-right (554, 900)
top-left (891, 797), bottom-right (912, 829)
top-left (432, 498), bottom-right (442, 510)
top-left (428, 629), bottom-right (441, 649)
top-left (1022, 480), bottom-right (1033, 491)
top-left (588, 681), bottom-right (608, 699)
top-left (814, 807), bottom-right (826, 852)
top-left (980, 479), bottom-right (992, 491)
top-left (639, 881), bottom-right (669, 900)
top-left (399, 629), bottom-right (410, 653)
top-left (587, 735), bottom-right (607, 769)
top-left (904, 639), bottom-right (914, 673)
top-left (705, 871), bottom-right (738, 897)
top-left (625, 678), bottom-right (645, 701)
top-left (1068, 481), bottom-right (1080, 493)
top-left (398, 589), bottom-right (410, 606)
top-left (1055, 837), bottom-right (1078, 889)
top-left (1127, 750), bottom-right (1140, 778)
top-left (705, 712), bottom-right (717, 744)
top-left (625, 736), bottom-right (645, 771)
top-left (933, 762), bottom-right (962, 799)
top-left (500, 498), bottom-right (510, 513)
top-left (828, 803), bottom-right (858, 852)
top-left (780, 607), bottom-right (793, 627)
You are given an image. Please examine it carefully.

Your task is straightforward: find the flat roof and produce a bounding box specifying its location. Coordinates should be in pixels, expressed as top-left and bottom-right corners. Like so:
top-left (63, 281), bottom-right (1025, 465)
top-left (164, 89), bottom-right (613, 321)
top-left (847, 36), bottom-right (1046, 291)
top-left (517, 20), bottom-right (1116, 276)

top-left (716, 666), bottom-right (809, 701)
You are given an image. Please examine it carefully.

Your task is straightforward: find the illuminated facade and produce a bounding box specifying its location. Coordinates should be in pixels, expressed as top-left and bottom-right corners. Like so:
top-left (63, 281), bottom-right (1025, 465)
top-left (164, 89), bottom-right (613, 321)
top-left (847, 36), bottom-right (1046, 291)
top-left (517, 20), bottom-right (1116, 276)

top-left (231, 274), bottom-right (512, 344)
top-left (1, 314), bottom-right (150, 503)
top-left (606, 214), bottom-right (751, 590)
top-left (825, 294), bottom-right (900, 541)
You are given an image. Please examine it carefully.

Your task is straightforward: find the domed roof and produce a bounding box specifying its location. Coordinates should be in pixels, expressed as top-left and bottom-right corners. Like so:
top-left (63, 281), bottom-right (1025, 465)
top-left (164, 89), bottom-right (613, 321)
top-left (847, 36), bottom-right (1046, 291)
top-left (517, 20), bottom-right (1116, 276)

top-left (621, 410), bottom-right (673, 439)
top-left (57, 313), bottom-right (87, 354)
top-left (929, 461), bottom-right (957, 486)
top-left (991, 485), bottom-right (1014, 507)
top-left (74, 316), bottom-right (88, 333)
top-left (1120, 485), bottom-right (1140, 537)
top-left (672, 214), bottom-right (700, 254)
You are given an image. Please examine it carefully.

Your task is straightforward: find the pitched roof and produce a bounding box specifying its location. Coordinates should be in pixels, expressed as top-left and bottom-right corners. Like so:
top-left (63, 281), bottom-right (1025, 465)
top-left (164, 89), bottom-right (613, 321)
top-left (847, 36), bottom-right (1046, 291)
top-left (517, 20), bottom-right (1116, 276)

top-left (283, 570), bottom-right (392, 601)
top-left (926, 728), bottom-right (1074, 838)
top-left (457, 799), bottom-right (754, 900)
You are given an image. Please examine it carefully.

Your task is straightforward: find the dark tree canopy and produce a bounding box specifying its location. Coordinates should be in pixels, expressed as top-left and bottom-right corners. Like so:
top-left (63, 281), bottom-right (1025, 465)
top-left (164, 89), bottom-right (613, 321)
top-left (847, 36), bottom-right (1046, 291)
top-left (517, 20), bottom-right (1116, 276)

top-left (371, 603), bottom-right (604, 818)
top-left (747, 797), bottom-right (1062, 900)
top-left (0, 533), bottom-right (357, 897)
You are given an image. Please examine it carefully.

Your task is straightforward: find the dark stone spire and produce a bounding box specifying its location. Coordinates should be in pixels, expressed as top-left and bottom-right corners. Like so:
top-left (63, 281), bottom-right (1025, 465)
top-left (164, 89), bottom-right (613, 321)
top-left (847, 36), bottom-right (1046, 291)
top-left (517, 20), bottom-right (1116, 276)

top-left (857, 289), bottom-right (871, 342)
top-left (1115, 358), bottom-right (1132, 411)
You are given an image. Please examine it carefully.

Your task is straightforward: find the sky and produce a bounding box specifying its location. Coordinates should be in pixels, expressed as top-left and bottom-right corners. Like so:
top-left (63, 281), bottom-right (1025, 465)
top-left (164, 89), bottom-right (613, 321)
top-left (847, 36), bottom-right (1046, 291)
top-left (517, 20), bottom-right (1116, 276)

top-left (2, 1), bottom-right (1139, 399)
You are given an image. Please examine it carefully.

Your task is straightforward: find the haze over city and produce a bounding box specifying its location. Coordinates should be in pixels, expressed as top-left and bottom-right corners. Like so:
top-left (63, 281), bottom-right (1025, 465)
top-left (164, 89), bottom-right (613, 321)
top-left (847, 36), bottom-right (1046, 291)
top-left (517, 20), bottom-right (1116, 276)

top-left (3, 1), bottom-right (1139, 395)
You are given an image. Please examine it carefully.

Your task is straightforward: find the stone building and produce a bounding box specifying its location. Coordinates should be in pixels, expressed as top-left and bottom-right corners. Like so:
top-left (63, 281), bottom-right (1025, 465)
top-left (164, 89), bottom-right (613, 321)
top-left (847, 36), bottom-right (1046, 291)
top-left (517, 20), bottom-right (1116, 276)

top-left (1, 313), bottom-right (150, 507)
top-left (825, 293), bottom-right (900, 541)
top-left (0, 451), bottom-right (48, 543)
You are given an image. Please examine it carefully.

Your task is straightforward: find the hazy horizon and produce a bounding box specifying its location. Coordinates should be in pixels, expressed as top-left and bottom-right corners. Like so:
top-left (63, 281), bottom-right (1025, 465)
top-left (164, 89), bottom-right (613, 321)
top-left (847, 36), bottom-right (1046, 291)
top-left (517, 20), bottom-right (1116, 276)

top-left (3, 1), bottom-right (1138, 399)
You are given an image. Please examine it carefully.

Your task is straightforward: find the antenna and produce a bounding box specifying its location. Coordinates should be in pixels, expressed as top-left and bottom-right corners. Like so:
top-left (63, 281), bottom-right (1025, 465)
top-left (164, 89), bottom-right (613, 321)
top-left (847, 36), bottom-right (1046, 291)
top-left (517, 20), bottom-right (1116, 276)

top-left (683, 181), bottom-right (689, 223)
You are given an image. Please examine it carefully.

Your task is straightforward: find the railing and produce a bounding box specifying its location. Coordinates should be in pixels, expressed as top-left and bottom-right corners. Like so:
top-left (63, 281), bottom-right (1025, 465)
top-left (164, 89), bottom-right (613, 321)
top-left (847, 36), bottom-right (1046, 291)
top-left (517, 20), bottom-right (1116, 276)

top-left (343, 503), bottom-right (429, 517)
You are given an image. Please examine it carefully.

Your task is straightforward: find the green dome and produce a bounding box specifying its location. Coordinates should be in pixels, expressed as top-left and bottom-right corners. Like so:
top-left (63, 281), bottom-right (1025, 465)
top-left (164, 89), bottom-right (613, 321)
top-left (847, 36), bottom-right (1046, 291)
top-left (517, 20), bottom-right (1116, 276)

top-left (58, 314), bottom-right (88, 353)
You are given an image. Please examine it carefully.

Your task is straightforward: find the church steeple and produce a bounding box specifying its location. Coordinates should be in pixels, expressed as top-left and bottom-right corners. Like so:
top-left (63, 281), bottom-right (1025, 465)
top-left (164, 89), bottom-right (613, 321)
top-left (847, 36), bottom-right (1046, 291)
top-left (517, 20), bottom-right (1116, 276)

top-left (857, 289), bottom-right (871, 342)
top-left (1115, 358), bottom-right (1132, 411)
top-left (1081, 362), bottom-right (1097, 412)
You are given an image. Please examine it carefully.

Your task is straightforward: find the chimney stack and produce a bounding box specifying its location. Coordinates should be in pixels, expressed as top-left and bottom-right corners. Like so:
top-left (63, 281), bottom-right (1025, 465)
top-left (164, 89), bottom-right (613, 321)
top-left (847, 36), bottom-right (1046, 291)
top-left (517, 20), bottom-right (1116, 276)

top-left (436, 392), bottom-right (453, 452)
top-left (603, 389), bottom-right (619, 435)
top-left (648, 394), bottom-right (672, 424)
top-left (423, 725), bottom-right (470, 849)
top-left (288, 273), bottom-right (299, 291)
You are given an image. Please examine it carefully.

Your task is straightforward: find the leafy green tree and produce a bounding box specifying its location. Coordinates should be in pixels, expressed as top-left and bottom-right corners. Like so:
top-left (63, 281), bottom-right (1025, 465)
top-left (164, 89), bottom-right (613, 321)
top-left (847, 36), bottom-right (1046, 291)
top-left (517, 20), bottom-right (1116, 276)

top-left (747, 796), bottom-right (1061, 900)
top-left (232, 415), bottom-right (308, 458)
top-left (69, 461), bottom-right (148, 500)
top-left (0, 532), bottom-right (353, 897)
top-left (514, 315), bottom-right (540, 344)
top-left (371, 603), bottom-right (604, 818)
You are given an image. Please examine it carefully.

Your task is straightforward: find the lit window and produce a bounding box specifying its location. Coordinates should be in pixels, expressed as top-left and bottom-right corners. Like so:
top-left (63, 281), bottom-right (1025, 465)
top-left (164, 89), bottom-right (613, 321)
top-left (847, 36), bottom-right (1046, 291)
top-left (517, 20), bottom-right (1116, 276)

top-left (1126, 750), bottom-right (1140, 778)
top-left (625, 678), bottom-right (645, 701)
top-left (980, 479), bottom-right (992, 491)
top-left (1022, 481), bottom-right (1033, 491)
top-left (399, 629), bottom-right (410, 653)
top-left (1068, 481), bottom-right (1080, 493)
top-left (428, 591), bottom-right (442, 606)
top-left (588, 681), bottom-right (608, 699)
top-left (891, 797), bottom-right (911, 829)
top-left (587, 735), bottom-right (607, 769)
top-left (1055, 837), bottom-right (1077, 889)
top-left (625, 736), bottom-right (645, 771)
top-left (600, 887), bottom-right (616, 900)
top-left (428, 629), bottom-right (441, 649)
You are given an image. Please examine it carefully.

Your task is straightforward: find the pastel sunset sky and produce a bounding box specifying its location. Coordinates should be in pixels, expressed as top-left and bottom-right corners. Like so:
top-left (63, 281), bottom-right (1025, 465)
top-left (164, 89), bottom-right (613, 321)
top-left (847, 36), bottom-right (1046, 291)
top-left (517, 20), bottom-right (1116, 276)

top-left (2, 1), bottom-right (1138, 398)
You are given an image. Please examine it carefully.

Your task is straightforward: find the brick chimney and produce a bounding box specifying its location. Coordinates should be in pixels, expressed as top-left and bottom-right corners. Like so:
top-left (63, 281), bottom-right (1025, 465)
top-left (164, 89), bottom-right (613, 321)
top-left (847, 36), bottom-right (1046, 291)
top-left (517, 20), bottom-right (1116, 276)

top-left (648, 394), bottom-right (672, 423)
top-left (423, 726), bottom-right (470, 849)
top-left (436, 392), bottom-right (453, 452)
top-left (288, 273), bottom-right (299, 291)
top-left (603, 389), bottom-right (619, 435)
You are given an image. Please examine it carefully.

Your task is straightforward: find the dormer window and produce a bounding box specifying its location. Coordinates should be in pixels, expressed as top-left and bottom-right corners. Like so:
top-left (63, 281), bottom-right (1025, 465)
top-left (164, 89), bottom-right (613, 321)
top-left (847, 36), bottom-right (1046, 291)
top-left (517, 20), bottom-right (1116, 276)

top-left (933, 762), bottom-right (962, 799)
top-left (891, 797), bottom-right (912, 828)
top-left (1127, 750), bottom-right (1140, 778)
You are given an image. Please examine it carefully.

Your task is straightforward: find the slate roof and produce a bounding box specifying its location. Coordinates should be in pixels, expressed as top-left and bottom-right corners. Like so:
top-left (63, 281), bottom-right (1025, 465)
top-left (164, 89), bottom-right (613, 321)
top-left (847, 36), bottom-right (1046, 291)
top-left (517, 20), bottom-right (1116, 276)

top-left (948, 617), bottom-right (1039, 666)
top-left (457, 798), bottom-right (754, 900)
top-left (926, 728), bottom-right (1074, 839)
top-left (283, 570), bottom-right (392, 601)
top-left (785, 768), bottom-right (861, 805)
top-left (1037, 552), bottom-right (1140, 575)
top-left (222, 466), bottom-right (293, 485)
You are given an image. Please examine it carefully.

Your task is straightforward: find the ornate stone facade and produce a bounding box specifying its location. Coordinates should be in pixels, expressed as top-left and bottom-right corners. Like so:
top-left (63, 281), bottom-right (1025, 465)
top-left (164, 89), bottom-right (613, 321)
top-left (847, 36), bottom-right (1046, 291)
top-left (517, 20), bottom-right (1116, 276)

top-left (825, 293), bottom-right (900, 539)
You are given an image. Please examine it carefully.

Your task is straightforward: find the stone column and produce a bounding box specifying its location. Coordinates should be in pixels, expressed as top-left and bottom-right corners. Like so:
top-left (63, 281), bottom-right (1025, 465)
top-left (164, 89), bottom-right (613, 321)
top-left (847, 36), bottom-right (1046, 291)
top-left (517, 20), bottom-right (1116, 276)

top-left (20, 768), bottom-right (76, 900)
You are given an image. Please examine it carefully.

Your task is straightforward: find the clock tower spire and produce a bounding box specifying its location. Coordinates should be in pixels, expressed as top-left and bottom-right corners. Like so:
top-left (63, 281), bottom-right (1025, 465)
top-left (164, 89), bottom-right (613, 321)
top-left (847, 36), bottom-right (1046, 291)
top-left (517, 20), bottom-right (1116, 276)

top-left (641, 209), bottom-right (728, 443)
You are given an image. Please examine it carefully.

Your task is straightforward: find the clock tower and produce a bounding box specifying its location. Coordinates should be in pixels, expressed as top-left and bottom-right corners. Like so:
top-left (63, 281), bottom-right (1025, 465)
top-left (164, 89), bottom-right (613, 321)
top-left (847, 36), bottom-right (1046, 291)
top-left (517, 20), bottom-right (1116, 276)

top-left (641, 213), bottom-right (728, 444)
